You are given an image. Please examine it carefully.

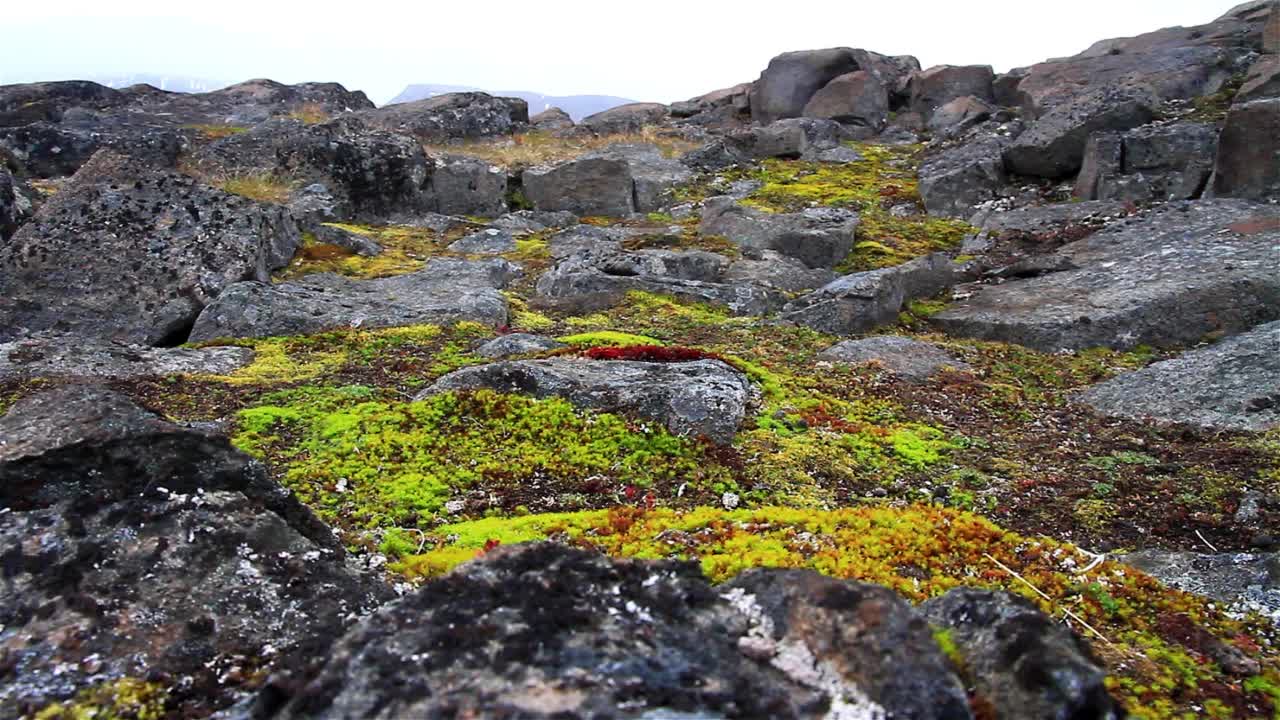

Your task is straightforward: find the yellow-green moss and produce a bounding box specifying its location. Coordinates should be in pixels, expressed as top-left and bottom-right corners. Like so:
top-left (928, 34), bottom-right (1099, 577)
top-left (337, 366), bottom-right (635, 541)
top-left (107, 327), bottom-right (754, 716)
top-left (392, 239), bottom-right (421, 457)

top-left (557, 330), bottom-right (666, 347)
top-left (34, 678), bottom-right (168, 720)
top-left (217, 173), bottom-right (295, 204)
top-left (184, 123), bottom-right (249, 139)
top-left (277, 223), bottom-right (452, 279)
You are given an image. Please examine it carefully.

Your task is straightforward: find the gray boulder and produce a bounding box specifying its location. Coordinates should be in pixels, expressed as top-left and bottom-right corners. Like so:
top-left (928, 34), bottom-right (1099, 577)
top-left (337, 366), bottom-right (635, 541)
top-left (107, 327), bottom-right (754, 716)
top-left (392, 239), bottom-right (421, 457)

top-left (580, 102), bottom-right (669, 134)
top-left (921, 589), bottom-right (1121, 720)
top-left (488, 209), bottom-right (579, 234)
top-left (970, 200), bottom-right (1129, 236)
top-left (448, 227), bottom-right (517, 254)
top-left (1077, 320), bottom-right (1280, 431)
top-left (429, 155), bottom-right (509, 217)
top-left (907, 65), bottom-right (996, 118)
top-left (0, 386), bottom-right (390, 717)
top-left (530, 106), bottom-right (574, 131)
top-left (523, 143), bottom-right (693, 217)
top-left (1075, 122), bottom-right (1218, 201)
top-left (927, 95), bottom-right (995, 137)
top-left (1238, 55), bottom-right (1280, 102)
top-left (0, 151), bottom-right (299, 346)
top-left (1003, 85), bottom-right (1159, 179)
top-left (731, 117), bottom-right (855, 159)
top-left (0, 335), bottom-right (254, 381)
top-left (474, 333), bottom-right (567, 358)
top-left (1119, 550), bottom-right (1279, 628)
top-left (699, 196), bottom-right (858, 269)
top-left (724, 250), bottom-right (837, 293)
top-left (781, 253), bottom-right (963, 335)
top-left (1212, 98), bottom-right (1280, 201)
top-left (801, 71), bottom-right (890, 131)
top-left (312, 223), bottom-right (383, 257)
top-left (0, 164), bottom-right (35, 240)
top-left (359, 92), bottom-right (528, 142)
top-left (918, 120), bottom-right (1023, 218)
top-left (932, 200), bottom-right (1280, 351)
top-left (817, 336), bottom-right (972, 381)
top-left (419, 358), bottom-right (755, 444)
top-left (189, 258), bottom-right (518, 341)
top-left (750, 48), bottom-right (862, 124)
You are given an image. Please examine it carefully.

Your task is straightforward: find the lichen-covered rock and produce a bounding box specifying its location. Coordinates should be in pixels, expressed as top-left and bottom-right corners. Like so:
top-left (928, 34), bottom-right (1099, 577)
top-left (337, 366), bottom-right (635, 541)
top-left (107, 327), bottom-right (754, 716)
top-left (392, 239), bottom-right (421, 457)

top-left (0, 163), bottom-right (35, 240)
top-left (782, 253), bottom-right (962, 335)
top-left (907, 65), bottom-right (996, 118)
top-left (312, 223), bottom-right (383, 257)
top-left (699, 195), bottom-right (858, 269)
top-left (750, 48), bottom-right (861, 124)
top-left (918, 120), bottom-right (1023, 218)
top-left (474, 333), bottom-right (567, 358)
top-left (524, 143), bottom-right (692, 217)
top-left (429, 154), bottom-right (509, 217)
top-left (448, 227), bottom-right (517, 254)
top-left (1119, 550), bottom-right (1280, 628)
top-left (359, 91), bottom-right (528, 142)
top-left (1003, 85), bottom-right (1159, 179)
top-left (1211, 97), bottom-right (1280, 201)
top-left (801, 70), bottom-right (890, 131)
top-left (724, 250), bottom-right (837, 293)
top-left (580, 102), bottom-right (669, 134)
top-left (0, 386), bottom-right (390, 718)
top-left (0, 334), bottom-right (254, 381)
top-left (487, 208), bottom-right (579, 234)
top-left (1074, 122), bottom-right (1218, 202)
top-left (730, 117), bottom-right (855, 159)
top-left (189, 258), bottom-right (517, 341)
top-left (1078, 320), bottom-right (1280, 431)
top-left (529, 106), bottom-right (574, 131)
top-left (419, 358), bottom-right (755, 444)
top-left (932, 200), bottom-right (1280, 351)
top-left (921, 588), bottom-right (1123, 720)
top-left (817, 336), bottom-right (972, 381)
top-left (0, 150), bottom-right (299, 345)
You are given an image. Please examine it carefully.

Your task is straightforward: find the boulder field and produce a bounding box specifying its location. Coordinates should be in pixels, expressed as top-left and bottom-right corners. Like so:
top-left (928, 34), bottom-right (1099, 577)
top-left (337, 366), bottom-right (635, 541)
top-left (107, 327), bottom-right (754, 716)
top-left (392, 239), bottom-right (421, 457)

top-left (2, 2), bottom-right (1279, 718)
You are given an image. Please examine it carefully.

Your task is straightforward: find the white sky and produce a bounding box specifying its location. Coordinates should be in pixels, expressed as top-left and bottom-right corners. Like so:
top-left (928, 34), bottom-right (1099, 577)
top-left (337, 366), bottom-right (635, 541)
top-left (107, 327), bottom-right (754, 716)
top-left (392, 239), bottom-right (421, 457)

top-left (3, 1), bottom-right (1241, 105)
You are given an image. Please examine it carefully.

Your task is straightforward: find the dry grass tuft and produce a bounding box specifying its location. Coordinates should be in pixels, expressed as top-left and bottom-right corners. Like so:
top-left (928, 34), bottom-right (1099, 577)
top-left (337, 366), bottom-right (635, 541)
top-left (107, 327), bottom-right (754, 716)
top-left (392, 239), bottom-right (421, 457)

top-left (286, 103), bottom-right (331, 125)
top-left (215, 173), bottom-right (296, 204)
top-left (423, 126), bottom-right (700, 169)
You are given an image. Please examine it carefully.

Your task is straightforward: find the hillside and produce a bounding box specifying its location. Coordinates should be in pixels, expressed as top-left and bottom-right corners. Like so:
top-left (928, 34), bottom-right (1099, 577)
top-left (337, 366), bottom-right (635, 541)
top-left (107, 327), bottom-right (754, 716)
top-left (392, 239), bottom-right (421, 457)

top-left (388, 82), bottom-right (638, 120)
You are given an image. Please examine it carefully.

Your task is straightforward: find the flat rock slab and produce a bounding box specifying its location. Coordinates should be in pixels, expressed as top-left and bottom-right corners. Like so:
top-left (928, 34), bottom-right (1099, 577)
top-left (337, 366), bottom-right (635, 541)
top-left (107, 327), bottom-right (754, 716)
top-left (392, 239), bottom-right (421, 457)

top-left (818, 336), bottom-right (971, 381)
top-left (1077, 320), bottom-right (1280, 431)
top-left (782, 253), bottom-right (963, 336)
top-left (418, 358), bottom-right (755, 445)
top-left (448, 227), bottom-right (516, 254)
top-left (932, 200), bottom-right (1280, 351)
top-left (0, 336), bottom-right (254, 381)
top-left (189, 258), bottom-right (518, 341)
top-left (700, 196), bottom-right (858, 269)
top-left (1120, 550), bottom-right (1280, 627)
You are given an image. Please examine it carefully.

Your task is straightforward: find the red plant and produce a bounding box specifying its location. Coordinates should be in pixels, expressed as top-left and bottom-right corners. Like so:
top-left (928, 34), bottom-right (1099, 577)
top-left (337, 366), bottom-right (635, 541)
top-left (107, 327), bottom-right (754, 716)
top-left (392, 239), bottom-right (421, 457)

top-left (584, 344), bottom-right (721, 363)
top-left (482, 538), bottom-right (502, 553)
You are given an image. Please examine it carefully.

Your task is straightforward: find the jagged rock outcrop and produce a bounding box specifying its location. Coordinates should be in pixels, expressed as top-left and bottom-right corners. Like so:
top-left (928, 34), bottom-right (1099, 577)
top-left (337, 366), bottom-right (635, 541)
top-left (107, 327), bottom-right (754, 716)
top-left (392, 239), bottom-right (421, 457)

top-left (1078, 320), bottom-right (1280, 431)
top-left (1211, 97), bottom-right (1280, 200)
top-left (580, 102), bottom-right (669, 134)
top-left (817, 336), bottom-right (972, 381)
top-left (0, 163), bottom-right (35, 240)
top-left (918, 120), bottom-right (1023, 218)
top-left (907, 65), bottom-right (996, 118)
top-left (189, 258), bottom-right (518, 341)
top-left (728, 116), bottom-right (858, 159)
top-left (359, 91), bottom-right (528, 142)
top-left (1002, 85), bottom-right (1159, 179)
top-left (243, 544), bottom-right (1121, 720)
top-left (0, 386), bottom-right (390, 718)
top-left (420, 358), bottom-right (755, 444)
top-left (1074, 122), bottom-right (1218, 201)
top-left (0, 151), bottom-right (299, 345)
top-left (932, 200), bottom-right (1280, 351)
top-left (523, 143), bottom-right (692, 216)
top-left (699, 195), bottom-right (858, 269)
top-left (782, 253), bottom-right (964, 335)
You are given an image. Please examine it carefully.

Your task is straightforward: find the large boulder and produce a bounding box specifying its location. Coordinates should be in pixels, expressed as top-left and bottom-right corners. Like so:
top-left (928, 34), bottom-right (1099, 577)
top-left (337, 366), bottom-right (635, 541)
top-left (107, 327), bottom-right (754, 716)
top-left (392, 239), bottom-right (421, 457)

top-left (1211, 97), bottom-right (1280, 200)
top-left (580, 102), bottom-right (669, 134)
top-left (246, 543), bottom-right (1120, 719)
top-left (1077, 320), bottom-right (1280, 431)
top-left (907, 65), bottom-right (996, 118)
top-left (1002, 85), bottom-right (1158, 179)
top-left (724, 250), bottom-right (837, 293)
top-left (931, 200), bottom-right (1280, 351)
top-left (1074, 122), bottom-right (1218, 201)
top-left (428, 154), bottom-right (509, 217)
top-left (0, 386), bottom-right (389, 717)
top-left (699, 196), bottom-right (858, 269)
top-left (927, 95), bottom-right (996, 137)
top-left (781, 253), bottom-right (963, 335)
top-left (529, 106), bottom-right (574, 131)
top-left (729, 117), bottom-right (855, 159)
top-left (419, 358), bottom-right (755, 444)
top-left (359, 92), bottom-right (528, 142)
top-left (523, 143), bottom-right (692, 217)
top-left (750, 48), bottom-right (862, 124)
top-left (0, 80), bottom-right (126, 126)
top-left (801, 71), bottom-right (890, 131)
top-left (918, 121), bottom-right (1023, 218)
top-left (1237, 55), bottom-right (1280, 102)
top-left (0, 119), bottom-right (182, 178)
top-left (189, 258), bottom-right (517, 341)
top-left (0, 151), bottom-right (299, 346)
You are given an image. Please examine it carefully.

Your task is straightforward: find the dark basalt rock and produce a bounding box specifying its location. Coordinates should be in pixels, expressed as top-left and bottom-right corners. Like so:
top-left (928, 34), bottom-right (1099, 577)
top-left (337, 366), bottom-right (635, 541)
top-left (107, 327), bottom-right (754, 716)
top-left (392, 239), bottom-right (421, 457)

top-left (0, 386), bottom-right (390, 718)
top-left (359, 91), bottom-right (528, 142)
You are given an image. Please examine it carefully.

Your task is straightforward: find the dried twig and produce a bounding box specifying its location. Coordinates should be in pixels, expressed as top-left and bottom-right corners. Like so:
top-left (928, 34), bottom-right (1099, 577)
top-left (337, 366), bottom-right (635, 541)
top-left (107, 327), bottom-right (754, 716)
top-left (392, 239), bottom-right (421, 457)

top-left (983, 553), bottom-right (1114, 647)
top-left (1195, 530), bottom-right (1219, 553)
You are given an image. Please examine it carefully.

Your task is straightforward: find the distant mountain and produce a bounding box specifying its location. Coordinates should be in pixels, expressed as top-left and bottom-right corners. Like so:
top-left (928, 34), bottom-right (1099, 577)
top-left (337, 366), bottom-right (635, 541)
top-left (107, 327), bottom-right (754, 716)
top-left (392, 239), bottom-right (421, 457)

top-left (387, 84), bottom-right (639, 121)
top-left (90, 73), bottom-right (227, 94)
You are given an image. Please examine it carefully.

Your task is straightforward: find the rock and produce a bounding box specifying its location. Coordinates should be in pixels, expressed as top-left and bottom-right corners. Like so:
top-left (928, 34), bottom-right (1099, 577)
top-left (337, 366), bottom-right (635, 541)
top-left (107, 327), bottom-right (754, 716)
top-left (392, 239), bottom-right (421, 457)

top-left (918, 120), bottom-right (1023, 218)
top-left (1078, 320), bottom-right (1280, 431)
top-left (801, 71), bottom-right (890, 131)
top-left (732, 117), bottom-right (854, 159)
top-left (487, 209), bottom-right (579, 234)
top-left (247, 543), bottom-right (1115, 719)
top-left (448, 227), bottom-right (516, 254)
top-left (188, 258), bottom-right (517, 341)
top-left (0, 386), bottom-right (389, 717)
top-left (931, 200), bottom-right (1280, 351)
top-left (0, 164), bottom-right (35, 240)
top-left (907, 65), bottom-right (996, 118)
top-left (699, 196), bottom-right (858, 269)
top-left (971, 200), bottom-right (1129, 236)
top-left (359, 92), bottom-right (528, 142)
top-left (311, 224), bottom-right (381, 257)
top-left (1119, 550), bottom-right (1280, 627)
top-left (524, 143), bottom-right (692, 217)
top-left (927, 95), bottom-right (995, 137)
top-left (419, 358), bottom-right (754, 444)
top-left (1075, 123), bottom-right (1218, 201)
top-left (672, 82), bottom-right (754, 121)
top-left (0, 151), bottom-right (300, 346)
top-left (1003, 85), bottom-right (1158, 179)
top-left (287, 182), bottom-right (340, 227)
top-left (0, 119), bottom-right (181, 178)
top-left (750, 48), bottom-right (862, 124)
top-left (680, 138), bottom-right (752, 171)
top-left (814, 145), bottom-right (866, 163)
top-left (0, 335), bottom-right (254, 381)
top-left (724, 250), bottom-right (837, 293)
top-left (474, 333), bottom-right (567, 358)
top-left (921, 588), bottom-right (1122, 719)
top-left (429, 155), bottom-right (509, 218)
top-left (817, 336), bottom-right (971, 381)
top-left (0, 80), bottom-right (126, 126)
top-left (580, 102), bottom-right (669, 134)
top-left (1237, 55), bottom-right (1280, 101)
top-left (1211, 98), bottom-right (1280, 201)
top-left (782, 253), bottom-right (962, 335)
top-left (529, 106), bottom-right (574, 131)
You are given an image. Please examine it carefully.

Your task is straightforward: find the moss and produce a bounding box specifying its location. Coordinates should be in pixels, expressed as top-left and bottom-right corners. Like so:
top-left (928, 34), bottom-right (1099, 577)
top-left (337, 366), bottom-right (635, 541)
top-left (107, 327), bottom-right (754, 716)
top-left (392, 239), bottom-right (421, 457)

top-left (558, 330), bottom-right (667, 347)
top-left (422, 128), bottom-right (699, 169)
top-left (277, 223), bottom-right (453, 279)
top-left (394, 505), bottom-right (1280, 719)
top-left (216, 173), bottom-right (295, 204)
top-left (183, 123), bottom-right (249, 139)
top-left (285, 103), bottom-right (329, 124)
top-left (34, 678), bottom-right (168, 720)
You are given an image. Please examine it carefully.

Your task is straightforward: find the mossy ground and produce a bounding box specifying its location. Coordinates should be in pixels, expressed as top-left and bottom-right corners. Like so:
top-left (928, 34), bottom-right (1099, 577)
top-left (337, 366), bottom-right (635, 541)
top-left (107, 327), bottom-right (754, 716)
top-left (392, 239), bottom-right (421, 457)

top-left (34, 678), bottom-right (167, 720)
top-left (422, 126), bottom-right (699, 169)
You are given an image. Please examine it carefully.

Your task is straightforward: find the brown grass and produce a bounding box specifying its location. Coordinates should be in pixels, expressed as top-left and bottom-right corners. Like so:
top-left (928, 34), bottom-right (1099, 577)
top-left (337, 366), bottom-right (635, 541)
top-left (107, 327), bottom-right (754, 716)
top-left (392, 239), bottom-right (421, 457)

top-left (286, 103), bottom-right (331, 125)
top-left (215, 173), bottom-right (296, 204)
top-left (422, 127), bottom-right (700, 168)
top-left (183, 124), bottom-right (250, 139)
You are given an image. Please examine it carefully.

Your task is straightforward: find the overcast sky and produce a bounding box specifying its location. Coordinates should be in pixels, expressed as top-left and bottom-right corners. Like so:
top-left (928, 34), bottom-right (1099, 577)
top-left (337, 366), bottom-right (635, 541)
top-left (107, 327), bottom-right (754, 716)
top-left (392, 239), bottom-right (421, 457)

top-left (3, 1), bottom-right (1242, 105)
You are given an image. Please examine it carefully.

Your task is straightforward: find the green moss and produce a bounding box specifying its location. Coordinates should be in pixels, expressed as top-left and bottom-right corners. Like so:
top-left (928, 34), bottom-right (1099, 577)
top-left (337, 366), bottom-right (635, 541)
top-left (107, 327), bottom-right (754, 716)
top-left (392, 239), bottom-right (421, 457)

top-left (217, 173), bottom-right (295, 204)
top-left (183, 123), bottom-right (249, 139)
top-left (558, 331), bottom-right (666, 347)
top-left (277, 223), bottom-right (453, 279)
top-left (35, 678), bottom-right (168, 720)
